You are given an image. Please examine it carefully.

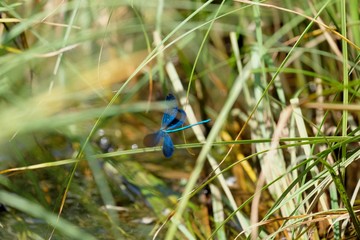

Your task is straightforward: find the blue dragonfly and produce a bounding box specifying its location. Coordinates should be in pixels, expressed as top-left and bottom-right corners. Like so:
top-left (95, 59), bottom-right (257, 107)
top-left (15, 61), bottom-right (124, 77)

top-left (143, 93), bottom-right (211, 158)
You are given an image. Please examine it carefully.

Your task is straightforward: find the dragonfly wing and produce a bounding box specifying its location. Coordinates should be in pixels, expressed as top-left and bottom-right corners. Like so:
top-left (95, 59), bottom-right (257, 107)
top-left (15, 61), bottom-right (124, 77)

top-left (162, 133), bottom-right (174, 158)
top-left (161, 94), bottom-right (178, 128)
top-left (143, 131), bottom-right (163, 147)
top-left (166, 109), bottom-right (186, 130)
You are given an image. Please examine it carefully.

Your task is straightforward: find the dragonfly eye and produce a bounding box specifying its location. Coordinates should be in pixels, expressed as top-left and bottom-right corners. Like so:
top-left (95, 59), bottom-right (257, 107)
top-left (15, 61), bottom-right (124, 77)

top-left (165, 93), bottom-right (176, 101)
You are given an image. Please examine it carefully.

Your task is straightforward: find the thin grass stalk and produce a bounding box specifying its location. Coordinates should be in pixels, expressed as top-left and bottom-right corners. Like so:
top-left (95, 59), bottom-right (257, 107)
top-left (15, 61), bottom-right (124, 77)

top-left (165, 61), bottom-right (252, 239)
